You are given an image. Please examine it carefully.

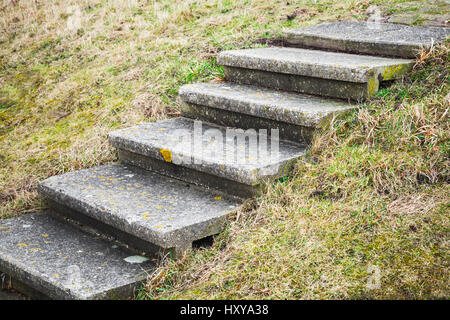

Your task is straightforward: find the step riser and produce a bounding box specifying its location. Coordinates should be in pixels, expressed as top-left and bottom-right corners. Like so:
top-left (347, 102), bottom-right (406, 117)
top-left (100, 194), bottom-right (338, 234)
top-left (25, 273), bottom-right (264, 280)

top-left (1, 271), bottom-right (51, 300)
top-left (223, 66), bottom-right (372, 100)
top-left (45, 200), bottom-right (171, 258)
top-left (181, 102), bottom-right (315, 143)
top-left (117, 148), bottom-right (259, 199)
top-left (284, 37), bottom-right (418, 58)
top-left (1, 269), bottom-right (144, 300)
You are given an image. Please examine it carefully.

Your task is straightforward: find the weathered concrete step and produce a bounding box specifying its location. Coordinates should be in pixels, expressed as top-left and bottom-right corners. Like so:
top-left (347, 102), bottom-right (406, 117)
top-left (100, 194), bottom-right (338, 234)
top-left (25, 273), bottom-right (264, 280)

top-left (38, 164), bottom-right (240, 257)
top-left (0, 212), bottom-right (155, 300)
top-left (217, 47), bottom-right (414, 100)
top-left (108, 117), bottom-right (306, 196)
top-left (179, 81), bottom-right (355, 142)
top-left (283, 21), bottom-right (450, 58)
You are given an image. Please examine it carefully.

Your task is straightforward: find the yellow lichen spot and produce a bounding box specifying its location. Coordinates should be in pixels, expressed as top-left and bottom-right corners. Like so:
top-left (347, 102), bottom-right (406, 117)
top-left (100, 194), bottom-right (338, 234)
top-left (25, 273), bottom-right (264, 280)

top-left (367, 76), bottom-right (379, 97)
top-left (160, 149), bottom-right (172, 163)
top-left (53, 273), bottom-right (60, 278)
top-left (155, 225), bottom-right (164, 229)
top-left (381, 64), bottom-right (408, 80)
top-left (17, 243), bottom-right (27, 247)
top-left (214, 196), bottom-right (222, 200)
top-left (42, 234), bottom-right (49, 237)
top-left (156, 206), bottom-right (162, 210)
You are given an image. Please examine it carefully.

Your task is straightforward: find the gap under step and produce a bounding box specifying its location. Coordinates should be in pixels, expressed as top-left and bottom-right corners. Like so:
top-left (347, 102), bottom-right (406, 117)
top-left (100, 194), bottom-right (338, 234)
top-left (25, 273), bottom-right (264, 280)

top-left (38, 163), bottom-right (240, 258)
top-left (108, 117), bottom-right (306, 197)
top-left (218, 47), bottom-right (414, 100)
top-left (0, 212), bottom-right (155, 300)
top-left (282, 21), bottom-right (450, 58)
top-left (179, 81), bottom-right (355, 142)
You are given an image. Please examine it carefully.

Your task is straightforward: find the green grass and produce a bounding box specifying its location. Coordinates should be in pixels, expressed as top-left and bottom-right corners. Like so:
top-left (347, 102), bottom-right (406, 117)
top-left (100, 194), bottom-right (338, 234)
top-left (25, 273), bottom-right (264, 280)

top-left (0, 0), bottom-right (449, 299)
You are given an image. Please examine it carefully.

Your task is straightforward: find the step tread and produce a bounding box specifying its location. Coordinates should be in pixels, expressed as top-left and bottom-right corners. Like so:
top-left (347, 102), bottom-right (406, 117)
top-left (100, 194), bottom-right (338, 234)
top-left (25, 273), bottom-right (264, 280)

top-left (283, 22), bottom-right (450, 58)
top-left (0, 212), bottom-right (155, 300)
top-left (108, 117), bottom-right (306, 185)
top-left (218, 47), bottom-right (414, 83)
top-left (38, 164), bottom-right (239, 249)
top-left (179, 82), bottom-right (355, 127)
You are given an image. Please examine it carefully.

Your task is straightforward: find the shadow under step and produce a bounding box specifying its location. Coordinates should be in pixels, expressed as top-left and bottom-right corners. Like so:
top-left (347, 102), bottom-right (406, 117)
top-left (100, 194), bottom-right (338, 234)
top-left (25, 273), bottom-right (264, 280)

top-left (38, 164), bottom-right (240, 259)
top-left (217, 47), bottom-right (414, 100)
top-left (0, 212), bottom-right (156, 300)
top-left (108, 117), bottom-right (307, 198)
top-left (179, 81), bottom-right (355, 143)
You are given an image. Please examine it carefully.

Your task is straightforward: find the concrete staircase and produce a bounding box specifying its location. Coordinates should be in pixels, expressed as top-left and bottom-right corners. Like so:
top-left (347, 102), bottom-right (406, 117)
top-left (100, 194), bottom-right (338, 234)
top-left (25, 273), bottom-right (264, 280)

top-left (1, 22), bottom-right (448, 300)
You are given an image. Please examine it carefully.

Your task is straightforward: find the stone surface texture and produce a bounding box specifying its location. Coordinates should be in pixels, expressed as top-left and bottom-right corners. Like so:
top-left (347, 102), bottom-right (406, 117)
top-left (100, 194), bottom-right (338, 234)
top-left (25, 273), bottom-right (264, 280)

top-left (0, 212), bottom-right (155, 300)
top-left (108, 117), bottom-right (306, 185)
top-left (217, 47), bottom-right (414, 83)
top-left (38, 164), bottom-right (239, 250)
top-left (222, 66), bottom-right (371, 100)
top-left (179, 82), bottom-right (355, 127)
top-left (283, 21), bottom-right (450, 58)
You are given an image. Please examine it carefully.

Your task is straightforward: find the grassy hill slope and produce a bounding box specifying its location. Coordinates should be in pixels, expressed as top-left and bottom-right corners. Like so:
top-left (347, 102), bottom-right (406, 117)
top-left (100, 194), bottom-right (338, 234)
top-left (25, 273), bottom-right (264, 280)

top-left (0, 0), bottom-right (448, 299)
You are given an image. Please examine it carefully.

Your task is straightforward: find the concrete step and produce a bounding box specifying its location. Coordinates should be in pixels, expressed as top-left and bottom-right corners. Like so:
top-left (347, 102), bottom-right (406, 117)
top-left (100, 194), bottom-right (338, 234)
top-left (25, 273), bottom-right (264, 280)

top-left (108, 117), bottom-right (306, 197)
top-left (283, 21), bottom-right (450, 58)
top-left (0, 212), bottom-right (155, 300)
top-left (217, 47), bottom-right (414, 100)
top-left (38, 164), bottom-right (240, 258)
top-left (179, 81), bottom-right (355, 142)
